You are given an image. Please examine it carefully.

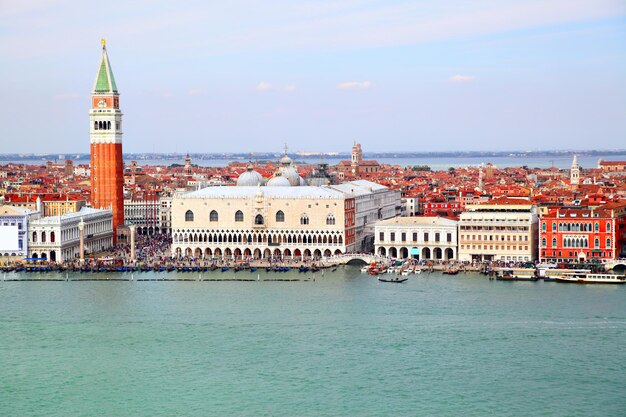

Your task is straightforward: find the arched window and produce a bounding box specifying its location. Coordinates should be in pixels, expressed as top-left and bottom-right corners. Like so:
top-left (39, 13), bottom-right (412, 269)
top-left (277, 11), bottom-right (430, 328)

top-left (185, 210), bottom-right (194, 222)
top-left (300, 214), bottom-right (309, 225)
top-left (94, 121), bottom-right (98, 130)
top-left (107, 121), bottom-right (111, 130)
top-left (235, 210), bottom-right (243, 222)
top-left (32, 231), bottom-right (37, 242)
top-left (552, 238), bottom-right (557, 248)
top-left (552, 222), bottom-right (556, 232)
top-left (50, 232), bottom-right (55, 243)
top-left (326, 214), bottom-right (335, 225)
top-left (606, 238), bottom-right (611, 248)
top-left (210, 210), bottom-right (218, 222)
top-left (541, 238), bottom-right (546, 248)
top-left (541, 222), bottom-right (546, 232)
top-left (276, 210), bottom-right (285, 222)
top-left (41, 232), bottom-right (46, 243)
top-left (606, 222), bottom-right (611, 232)
top-left (255, 214), bottom-right (264, 225)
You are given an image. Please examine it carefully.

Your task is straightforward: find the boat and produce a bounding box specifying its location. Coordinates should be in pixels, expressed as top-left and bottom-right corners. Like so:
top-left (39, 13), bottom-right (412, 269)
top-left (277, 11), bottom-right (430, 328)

top-left (413, 268), bottom-right (421, 275)
top-left (555, 272), bottom-right (626, 284)
top-left (360, 266), bottom-right (369, 273)
top-left (378, 276), bottom-right (408, 283)
top-left (442, 268), bottom-right (459, 275)
top-left (494, 268), bottom-right (538, 282)
top-left (221, 266), bottom-right (229, 272)
top-left (400, 269), bottom-right (410, 276)
top-left (536, 268), bottom-right (590, 281)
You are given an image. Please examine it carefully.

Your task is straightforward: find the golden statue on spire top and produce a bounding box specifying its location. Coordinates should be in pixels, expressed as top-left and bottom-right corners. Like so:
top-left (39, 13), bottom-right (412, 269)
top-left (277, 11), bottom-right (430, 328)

top-left (101, 38), bottom-right (106, 47)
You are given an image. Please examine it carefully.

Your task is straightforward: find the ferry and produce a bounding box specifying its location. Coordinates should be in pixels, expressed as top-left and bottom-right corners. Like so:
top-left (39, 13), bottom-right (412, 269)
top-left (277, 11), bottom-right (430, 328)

top-left (536, 267), bottom-right (590, 281)
top-left (495, 268), bottom-right (538, 282)
top-left (555, 272), bottom-right (626, 285)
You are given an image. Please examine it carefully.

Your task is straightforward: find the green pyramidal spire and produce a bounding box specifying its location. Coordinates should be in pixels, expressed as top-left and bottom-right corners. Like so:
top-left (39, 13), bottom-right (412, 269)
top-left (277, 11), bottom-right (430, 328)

top-left (93, 39), bottom-right (118, 93)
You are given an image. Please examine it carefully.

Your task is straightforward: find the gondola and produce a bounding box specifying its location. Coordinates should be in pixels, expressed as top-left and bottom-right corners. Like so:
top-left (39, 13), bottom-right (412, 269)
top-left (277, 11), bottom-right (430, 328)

top-left (377, 277), bottom-right (408, 283)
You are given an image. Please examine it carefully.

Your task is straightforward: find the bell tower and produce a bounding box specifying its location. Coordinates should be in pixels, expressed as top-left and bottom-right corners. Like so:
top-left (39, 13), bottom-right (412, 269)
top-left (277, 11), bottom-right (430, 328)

top-left (90, 39), bottom-right (124, 240)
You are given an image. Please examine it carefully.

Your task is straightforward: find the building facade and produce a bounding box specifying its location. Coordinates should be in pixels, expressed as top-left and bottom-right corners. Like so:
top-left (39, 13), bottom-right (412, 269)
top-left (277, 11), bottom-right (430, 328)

top-left (375, 216), bottom-right (458, 260)
top-left (90, 39), bottom-right (124, 238)
top-left (171, 187), bottom-right (355, 260)
top-left (458, 198), bottom-right (538, 262)
top-left (539, 203), bottom-right (626, 262)
top-left (124, 193), bottom-right (160, 235)
top-left (329, 180), bottom-right (401, 252)
top-left (0, 204), bottom-right (39, 261)
top-left (28, 207), bottom-right (113, 262)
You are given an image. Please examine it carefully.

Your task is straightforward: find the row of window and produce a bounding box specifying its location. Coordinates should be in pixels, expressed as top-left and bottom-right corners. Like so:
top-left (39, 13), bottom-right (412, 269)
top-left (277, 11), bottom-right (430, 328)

top-left (542, 221), bottom-right (611, 233)
top-left (379, 231), bottom-right (453, 243)
top-left (93, 121), bottom-right (120, 130)
top-left (541, 237), bottom-right (611, 249)
top-left (461, 235), bottom-right (529, 242)
top-left (460, 226), bottom-right (529, 231)
top-left (460, 245), bottom-right (529, 251)
top-left (185, 210), bottom-right (336, 225)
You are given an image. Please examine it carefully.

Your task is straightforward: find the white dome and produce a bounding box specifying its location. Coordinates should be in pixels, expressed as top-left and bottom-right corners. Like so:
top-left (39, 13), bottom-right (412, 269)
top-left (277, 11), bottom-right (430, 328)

top-left (267, 175), bottom-right (291, 187)
top-left (280, 154), bottom-right (293, 165)
top-left (237, 165), bottom-right (264, 186)
top-left (279, 166), bottom-right (301, 186)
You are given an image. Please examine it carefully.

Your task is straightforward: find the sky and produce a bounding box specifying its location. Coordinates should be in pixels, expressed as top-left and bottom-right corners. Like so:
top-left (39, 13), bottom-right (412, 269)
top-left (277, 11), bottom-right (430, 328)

top-left (1, 0), bottom-right (625, 154)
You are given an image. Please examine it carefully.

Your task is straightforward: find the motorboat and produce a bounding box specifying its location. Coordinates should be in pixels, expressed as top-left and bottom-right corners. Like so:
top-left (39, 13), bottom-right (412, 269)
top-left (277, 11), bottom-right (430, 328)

top-left (555, 272), bottom-right (626, 284)
top-left (494, 268), bottom-right (538, 282)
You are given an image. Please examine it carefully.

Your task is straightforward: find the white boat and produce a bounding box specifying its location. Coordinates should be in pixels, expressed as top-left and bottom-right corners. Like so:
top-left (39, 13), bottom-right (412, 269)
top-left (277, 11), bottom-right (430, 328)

top-left (386, 267), bottom-right (396, 274)
top-left (401, 270), bottom-right (410, 276)
top-left (413, 268), bottom-right (422, 275)
top-left (556, 272), bottom-right (626, 284)
top-left (360, 266), bottom-right (370, 273)
top-left (536, 268), bottom-right (590, 280)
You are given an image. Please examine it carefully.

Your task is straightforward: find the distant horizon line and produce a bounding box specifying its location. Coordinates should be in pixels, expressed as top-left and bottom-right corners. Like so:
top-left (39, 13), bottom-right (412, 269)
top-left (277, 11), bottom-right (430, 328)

top-left (2, 149), bottom-right (626, 160)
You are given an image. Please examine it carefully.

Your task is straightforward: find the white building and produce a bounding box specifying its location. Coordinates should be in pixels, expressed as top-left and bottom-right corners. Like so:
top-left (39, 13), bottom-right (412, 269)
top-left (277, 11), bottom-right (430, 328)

top-left (375, 216), bottom-right (458, 260)
top-left (171, 186), bottom-right (355, 260)
top-left (28, 207), bottom-right (113, 262)
top-left (458, 198), bottom-right (538, 263)
top-left (124, 194), bottom-right (160, 235)
top-left (329, 180), bottom-right (401, 252)
top-left (159, 194), bottom-right (173, 234)
top-left (0, 203), bottom-right (39, 261)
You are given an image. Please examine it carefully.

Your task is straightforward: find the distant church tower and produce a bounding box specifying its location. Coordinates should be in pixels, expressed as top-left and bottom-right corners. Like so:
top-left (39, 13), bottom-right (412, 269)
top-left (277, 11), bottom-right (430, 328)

top-left (570, 155), bottom-right (580, 186)
top-left (90, 39), bottom-right (124, 240)
top-left (351, 142), bottom-right (363, 174)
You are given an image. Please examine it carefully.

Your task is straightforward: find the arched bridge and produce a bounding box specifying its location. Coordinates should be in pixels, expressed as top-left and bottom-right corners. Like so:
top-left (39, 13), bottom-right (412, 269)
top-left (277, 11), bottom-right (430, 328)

top-left (603, 259), bottom-right (626, 271)
top-left (323, 253), bottom-right (391, 265)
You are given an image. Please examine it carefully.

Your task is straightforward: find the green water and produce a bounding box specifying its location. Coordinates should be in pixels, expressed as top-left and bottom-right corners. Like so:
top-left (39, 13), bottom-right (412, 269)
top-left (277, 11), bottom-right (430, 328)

top-left (1, 268), bottom-right (624, 416)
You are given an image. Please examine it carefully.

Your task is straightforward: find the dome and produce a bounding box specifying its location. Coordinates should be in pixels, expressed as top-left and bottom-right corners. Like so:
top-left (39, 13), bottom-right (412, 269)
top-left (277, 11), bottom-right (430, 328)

top-left (278, 166), bottom-right (301, 186)
top-left (237, 164), bottom-right (264, 186)
top-left (267, 174), bottom-right (291, 187)
top-left (280, 154), bottom-right (293, 165)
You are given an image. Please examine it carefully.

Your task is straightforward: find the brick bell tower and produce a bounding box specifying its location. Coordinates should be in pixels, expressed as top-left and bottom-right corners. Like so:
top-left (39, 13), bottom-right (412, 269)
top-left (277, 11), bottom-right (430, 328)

top-left (90, 39), bottom-right (124, 241)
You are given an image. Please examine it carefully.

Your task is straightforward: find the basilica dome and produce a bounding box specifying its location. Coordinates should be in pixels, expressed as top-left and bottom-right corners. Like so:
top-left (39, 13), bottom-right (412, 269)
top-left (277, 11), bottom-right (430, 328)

top-left (266, 174), bottom-right (291, 187)
top-left (237, 164), bottom-right (264, 186)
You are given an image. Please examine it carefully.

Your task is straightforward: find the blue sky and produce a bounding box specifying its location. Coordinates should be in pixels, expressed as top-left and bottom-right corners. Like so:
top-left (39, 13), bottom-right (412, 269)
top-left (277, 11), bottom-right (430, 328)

top-left (1, 0), bottom-right (625, 153)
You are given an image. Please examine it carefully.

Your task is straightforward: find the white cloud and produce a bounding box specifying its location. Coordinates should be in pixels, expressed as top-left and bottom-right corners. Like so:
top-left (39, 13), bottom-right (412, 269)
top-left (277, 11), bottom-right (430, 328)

top-left (284, 84), bottom-right (297, 92)
top-left (450, 75), bottom-right (475, 83)
top-left (256, 81), bottom-right (272, 91)
top-left (336, 81), bottom-right (372, 90)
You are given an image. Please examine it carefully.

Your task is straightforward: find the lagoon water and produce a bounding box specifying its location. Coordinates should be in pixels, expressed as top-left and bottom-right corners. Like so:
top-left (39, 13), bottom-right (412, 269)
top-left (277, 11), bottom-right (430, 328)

top-left (1, 268), bottom-right (624, 416)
